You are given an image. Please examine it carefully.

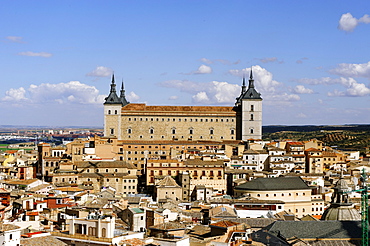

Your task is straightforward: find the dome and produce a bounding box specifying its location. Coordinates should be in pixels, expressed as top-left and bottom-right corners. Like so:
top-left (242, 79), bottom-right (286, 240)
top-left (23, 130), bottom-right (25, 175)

top-left (321, 205), bottom-right (361, 221)
top-left (321, 177), bottom-right (361, 221)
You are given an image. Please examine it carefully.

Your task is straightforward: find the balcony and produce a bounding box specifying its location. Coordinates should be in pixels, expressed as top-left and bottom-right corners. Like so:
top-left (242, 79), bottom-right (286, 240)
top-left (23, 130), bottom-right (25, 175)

top-left (52, 231), bottom-right (113, 243)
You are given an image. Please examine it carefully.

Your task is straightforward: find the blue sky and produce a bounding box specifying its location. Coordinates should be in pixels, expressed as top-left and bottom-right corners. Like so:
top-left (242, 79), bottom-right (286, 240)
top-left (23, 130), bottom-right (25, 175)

top-left (1, 1), bottom-right (370, 127)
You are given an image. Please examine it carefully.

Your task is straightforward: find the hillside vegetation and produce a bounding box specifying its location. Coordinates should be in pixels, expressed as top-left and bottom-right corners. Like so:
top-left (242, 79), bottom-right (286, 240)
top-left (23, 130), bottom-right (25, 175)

top-left (262, 125), bottom-right (370, 154)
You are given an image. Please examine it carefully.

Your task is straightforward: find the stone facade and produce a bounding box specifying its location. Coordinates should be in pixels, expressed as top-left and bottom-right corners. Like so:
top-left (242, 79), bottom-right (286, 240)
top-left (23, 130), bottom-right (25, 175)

top-left (104, 71), bottom-right (262, 141)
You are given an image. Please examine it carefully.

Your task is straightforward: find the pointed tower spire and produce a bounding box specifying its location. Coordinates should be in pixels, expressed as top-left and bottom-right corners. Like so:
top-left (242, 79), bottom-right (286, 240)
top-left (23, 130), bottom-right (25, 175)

top-left (119, 79), bottom-right (129, 106)
top-left (110, 74), bottom-right (117, 93)
top-left (120, 80), bottom-right (125, 97)
top-left (104, 73), bottom-right (121, 105)
top-left (241, 75), bottom-right (246, 94)
top-left (248, 68), bottom-right (255, 89)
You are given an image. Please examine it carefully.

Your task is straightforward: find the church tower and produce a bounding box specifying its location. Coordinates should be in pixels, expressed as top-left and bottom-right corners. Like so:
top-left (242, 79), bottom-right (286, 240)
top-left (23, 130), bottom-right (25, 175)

top-left (104, 74), bottom-right (129, 138)
top-left (234, 69), bottom-right (262, 140)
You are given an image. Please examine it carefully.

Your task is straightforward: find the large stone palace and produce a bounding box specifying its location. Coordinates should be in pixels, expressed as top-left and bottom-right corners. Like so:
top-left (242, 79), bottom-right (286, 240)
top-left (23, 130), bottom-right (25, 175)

top-left (104, 70), bottom-right (262, 141)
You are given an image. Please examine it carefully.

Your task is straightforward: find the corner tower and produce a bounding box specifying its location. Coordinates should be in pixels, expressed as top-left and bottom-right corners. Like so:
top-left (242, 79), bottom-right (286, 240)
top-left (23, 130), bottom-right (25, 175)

top-left (104, 75), bottom-right (129, 138)
top-left (234, 69), bottom-right (262, 140)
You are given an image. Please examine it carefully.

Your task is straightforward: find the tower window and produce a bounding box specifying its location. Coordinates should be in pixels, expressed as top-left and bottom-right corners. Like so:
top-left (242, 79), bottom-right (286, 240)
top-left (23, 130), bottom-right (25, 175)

top-left (250, 114), bottom-right (254, 121)
top-left (115, 110), bottom-right (117, 114)
top-left (209, 128), bottom-right (214, 135)
top-left (251, 105), bottom-right (254, 111)
top-left (128, 128), bottom-right (132, 134)
top-left (110, 128), bottom-right (114, 135)
top-left (189, 128), bottom-right (193, 134)
top-left (149, 128), bottom-right (154, 134)
top-left (231, 129), bottom-right (235, 135)
top-left (108, 110), bottom-right (111, 114)
top-left (250, 129), bottom-right (254, 134)
top-left (172, 128), bottom-right (176, 134)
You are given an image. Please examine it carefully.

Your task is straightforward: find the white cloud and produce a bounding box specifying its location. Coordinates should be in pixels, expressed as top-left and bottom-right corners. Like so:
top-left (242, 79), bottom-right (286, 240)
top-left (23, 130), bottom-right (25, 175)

top-left (6, 36), bottom-right (25, 43)
top-left (229, 65), bottom-right (280, 94)
top-left (200, 58), bottom-right (213, 64)
top-left (359, 14), bottom-right (370, 24)
top-left (299, 76), bottom-right (370, 97)
top-left (17, 51), bottom-right (52, 57)
top-left (161, 65), bottom-right (300, 106)
top-left (2, 81), bottom-right (105, 105)
top-left (126, 91), bottom-right (140, 102)
top-left (2, 87), bottom-right (27, 102)
top-left (328, 80), bottom-right (370, 97)
top-left (192, 92), bottom-right (210, 103)
top-left (257, 57), bottom-right (284, 64)
top-left (338, 13), bottom-right (370, 32)
top-left (298, 77), bottom-right (355, 85)
top-left (329, 61), bottom-right (370, 78)
top-left (86, 66), bottom-right (113, 77)
top-left (169, 95), bottom-right (178, 100)
top-left (293, 85), bottom-right (314, 94)
top-left (159, 80), bottom-right (240, 105)
top-left (194, 64), bottom-right (212, 74)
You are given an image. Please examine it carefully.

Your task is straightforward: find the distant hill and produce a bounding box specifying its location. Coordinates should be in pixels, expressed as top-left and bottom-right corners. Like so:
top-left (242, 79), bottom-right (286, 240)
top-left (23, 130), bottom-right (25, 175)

top-left (262, 124), bottom-right (370, 154)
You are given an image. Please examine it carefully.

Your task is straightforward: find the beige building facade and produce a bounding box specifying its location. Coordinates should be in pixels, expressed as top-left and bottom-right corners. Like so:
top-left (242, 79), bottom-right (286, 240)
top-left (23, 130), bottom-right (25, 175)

top-left (234, 176), bottom-right (324, 218)
top-left (104, 71), bottom-right (262, 141)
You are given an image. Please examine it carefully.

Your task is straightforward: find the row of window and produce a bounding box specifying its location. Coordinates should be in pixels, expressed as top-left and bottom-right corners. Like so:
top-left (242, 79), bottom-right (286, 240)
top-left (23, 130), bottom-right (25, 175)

top-left (86, 169), bottom-right (131, 174)
top-left (256, 192), bottom-right (307, 197)
top-left (127, 151), bottom-right (166, 155)
top-left (127, 117), bottom-right (234, 123)
top-left (85, 178), bottom-right (135, 184)
top-left (125, 135), bottom-right (234, 140)
top-left (54, 177), bottom-right (78, 182)
top-left (149, 170), bottom-right (222, 176)
top-left (126, 128), bottom-right (235, 135)
top-left (107, 110), bottom-right (118, 115)
top-left (126, 145), bottom-right (219, 149)
top-left (45, 161), bottom-right (59, 167)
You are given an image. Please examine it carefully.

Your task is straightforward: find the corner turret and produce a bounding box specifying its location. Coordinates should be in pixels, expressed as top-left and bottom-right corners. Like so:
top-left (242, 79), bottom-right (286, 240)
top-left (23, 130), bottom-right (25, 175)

top-left (104, 74), bottom-right (122, 105)
top-left (234, 67), bottom-right (263, 141)
top-left (119, 80), bottom-right (129, 106)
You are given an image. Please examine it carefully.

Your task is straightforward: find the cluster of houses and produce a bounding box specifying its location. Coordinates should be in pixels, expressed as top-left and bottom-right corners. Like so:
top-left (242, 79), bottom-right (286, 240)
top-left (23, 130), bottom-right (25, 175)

top-left (0, 136), bottom-right (369, 245)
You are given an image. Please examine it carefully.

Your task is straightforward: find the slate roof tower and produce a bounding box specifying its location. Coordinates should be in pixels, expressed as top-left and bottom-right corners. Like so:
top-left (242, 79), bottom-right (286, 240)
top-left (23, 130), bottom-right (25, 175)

top-left (234, 68), bottom-right (263, 140)
top-left (104, 74), bottom-right (130, 137)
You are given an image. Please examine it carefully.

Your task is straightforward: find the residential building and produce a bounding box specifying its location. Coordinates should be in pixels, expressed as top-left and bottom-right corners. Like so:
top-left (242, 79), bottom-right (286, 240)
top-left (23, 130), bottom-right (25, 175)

top-left (234, 176), bottom-right (324, 218)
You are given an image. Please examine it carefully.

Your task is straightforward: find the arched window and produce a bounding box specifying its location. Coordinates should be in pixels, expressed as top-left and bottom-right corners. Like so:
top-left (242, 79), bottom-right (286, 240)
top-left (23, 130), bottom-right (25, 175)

top-left (114, 110), bottom-right (117, 114)
top-left (250, 128), bottom-right (254, 134)
top-left (108, 110), bottom-right (111, 114)
top-left (209, 128), bottom-right (214, 135)
top-left (149, 128), bottom-right (154, 134)
top-left (127, 128), bottom-right (132, 134)
top-left (250, 114), bottom-right (254, 121)
top-left (171, 128), bottom-right (176, 134)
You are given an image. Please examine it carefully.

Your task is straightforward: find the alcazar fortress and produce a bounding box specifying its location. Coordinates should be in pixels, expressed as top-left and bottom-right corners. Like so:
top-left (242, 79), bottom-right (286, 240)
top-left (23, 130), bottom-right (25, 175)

top-left (104, 70), bottom-right (262, 141)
